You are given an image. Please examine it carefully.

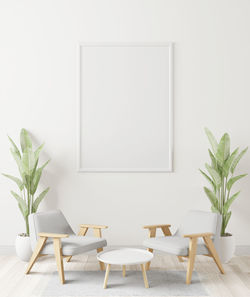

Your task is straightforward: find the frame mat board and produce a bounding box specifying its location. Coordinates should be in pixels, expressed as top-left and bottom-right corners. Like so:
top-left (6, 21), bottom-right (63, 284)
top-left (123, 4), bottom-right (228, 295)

top-left (78, 43), bottom-right (173, 172)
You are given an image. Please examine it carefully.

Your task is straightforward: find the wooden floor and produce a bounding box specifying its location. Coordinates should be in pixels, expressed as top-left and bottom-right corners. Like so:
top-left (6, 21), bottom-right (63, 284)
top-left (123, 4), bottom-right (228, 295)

top-left (0, 253), bottom-right (250, 297)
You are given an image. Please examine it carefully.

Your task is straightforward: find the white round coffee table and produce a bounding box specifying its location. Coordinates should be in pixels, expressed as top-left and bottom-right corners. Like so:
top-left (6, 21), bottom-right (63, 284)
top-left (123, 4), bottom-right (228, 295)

top-left (97, 248), bottom-right (153, 289)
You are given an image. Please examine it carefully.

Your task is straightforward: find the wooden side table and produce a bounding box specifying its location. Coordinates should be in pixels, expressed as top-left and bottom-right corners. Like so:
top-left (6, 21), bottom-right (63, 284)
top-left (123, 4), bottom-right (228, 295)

top-left (97, 248), bottom-right (153, 289)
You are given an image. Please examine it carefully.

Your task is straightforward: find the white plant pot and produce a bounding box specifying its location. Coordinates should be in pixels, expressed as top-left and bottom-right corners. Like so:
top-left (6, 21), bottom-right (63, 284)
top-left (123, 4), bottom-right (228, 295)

top-left (218, 234), bottom-right (235, 263)
top-left (15, 234), bottom-right (32, 262)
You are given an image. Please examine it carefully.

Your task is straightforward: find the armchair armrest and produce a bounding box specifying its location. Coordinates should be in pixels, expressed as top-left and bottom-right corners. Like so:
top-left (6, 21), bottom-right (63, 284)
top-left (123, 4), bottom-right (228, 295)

top-left (143, 224), bottom-right (171, 229)
top-left (183, 232), bottom-right (213, 238)
top-left (80, 224), bottom-right (108, 229)
top-left (143, 224), bottom-right (172, 237)
top-left (78, 224), bottom-right (108, 237)
top-left (38, 232), bottom-right (69, 238)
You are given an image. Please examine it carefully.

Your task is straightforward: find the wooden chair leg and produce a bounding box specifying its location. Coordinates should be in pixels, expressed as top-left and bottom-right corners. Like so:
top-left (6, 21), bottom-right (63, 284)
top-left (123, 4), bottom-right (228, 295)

top-left (162, 226), bottom-right (184, 264)
top-left (146, 227), bottom-right (156, 271)
top-left (97, 247), bottom-right (105, 270)
top-left (53, 238), bottom-right (65, 284)
top-left (78, 225), bottom-right (108, 270)
top-left (186, 237), bottom-right (197, 284)
top-left (37, 254), bottom-right (48, 258)
top-left (93, 228), bottom-right (105, 271)
top-left (146, 248), bottom-right (153, 270)
top-left (65, 256), bottom-right (72, 262)
top-left (203, 235), bottom-right (225, 274)
top-left (26, 237), bottom-right (47, 274)
top-left (122, 265), bottom-right (126, 277)
top-left (178, 256), bottom-right (184, 262)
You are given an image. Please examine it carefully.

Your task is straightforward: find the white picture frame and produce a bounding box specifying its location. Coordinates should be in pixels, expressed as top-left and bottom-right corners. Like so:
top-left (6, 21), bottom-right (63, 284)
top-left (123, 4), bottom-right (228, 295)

top-left (77, 43), bottom-right (173, 172)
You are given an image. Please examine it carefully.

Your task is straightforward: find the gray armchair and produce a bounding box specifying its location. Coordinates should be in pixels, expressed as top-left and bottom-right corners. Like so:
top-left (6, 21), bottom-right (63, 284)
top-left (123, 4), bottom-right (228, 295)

top-left (26, 210), bottom-right (108, 284)
top-left (143, 210), bottom-right (225, 284)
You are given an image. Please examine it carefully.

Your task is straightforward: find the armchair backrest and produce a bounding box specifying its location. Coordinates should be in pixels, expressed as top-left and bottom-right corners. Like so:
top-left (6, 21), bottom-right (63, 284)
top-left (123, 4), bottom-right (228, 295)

top-left (29, 210), bottom-right (75, 250)
top-left (176, 210), bottom-right (221, 249)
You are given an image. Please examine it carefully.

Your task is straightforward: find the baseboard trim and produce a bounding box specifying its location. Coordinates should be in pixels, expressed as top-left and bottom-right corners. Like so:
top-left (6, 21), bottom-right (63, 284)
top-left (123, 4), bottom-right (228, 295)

top-left (235, 245), bottom-right (250, 256)
top-left (0, 245), bottom-right (142, 256)
top-left (0, 245), bottom-right (15, 255)
top-left (1, 245), bottom-right (250, 256)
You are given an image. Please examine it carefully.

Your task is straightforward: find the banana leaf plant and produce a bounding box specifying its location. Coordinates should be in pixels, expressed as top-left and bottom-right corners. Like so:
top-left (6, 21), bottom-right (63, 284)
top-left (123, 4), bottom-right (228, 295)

top-left (3, 129), bottom-right (50, 236)
top-left (200, 128), bottom-right (248, 236)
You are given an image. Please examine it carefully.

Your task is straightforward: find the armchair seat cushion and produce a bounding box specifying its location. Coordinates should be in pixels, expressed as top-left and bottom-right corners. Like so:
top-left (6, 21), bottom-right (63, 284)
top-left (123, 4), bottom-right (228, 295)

top-left (143, 236), bottom-right (209, 256)
top-left (41, 235), bottom-right (107, 256)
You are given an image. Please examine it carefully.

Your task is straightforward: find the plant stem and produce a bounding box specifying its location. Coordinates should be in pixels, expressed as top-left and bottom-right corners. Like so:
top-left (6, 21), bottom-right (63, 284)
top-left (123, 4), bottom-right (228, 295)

top-left (220, 188), bottom-right (222, 213)
top-left (27, 188), bottom-right (30, 215)
top-left (31, 195), bottom-right (34, 213)
top-left (25, 216), bottom-right (29, 236)
top-left (221, 176), bottom-right (224, 212)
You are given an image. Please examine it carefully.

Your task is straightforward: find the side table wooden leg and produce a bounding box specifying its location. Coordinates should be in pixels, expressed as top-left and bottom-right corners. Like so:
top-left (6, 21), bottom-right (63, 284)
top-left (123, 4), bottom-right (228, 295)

top-left (122, 265), bottom-right (126, 277)
top-left (103, 263), bottom-right (111, 289)
top-left (141, 264), bottom-right (149, 288)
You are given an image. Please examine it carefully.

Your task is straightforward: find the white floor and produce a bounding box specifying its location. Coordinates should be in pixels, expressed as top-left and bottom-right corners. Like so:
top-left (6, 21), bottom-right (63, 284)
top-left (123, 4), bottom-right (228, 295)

top-left (1, 253), bottom-right (250, 297)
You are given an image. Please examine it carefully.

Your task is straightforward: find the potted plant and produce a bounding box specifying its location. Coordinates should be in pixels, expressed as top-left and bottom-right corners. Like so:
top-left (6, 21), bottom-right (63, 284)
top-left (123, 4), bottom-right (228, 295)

top-left (3, 129), bottom-right (50, 261)
top-left (200, 128), bottom-right (247, 263)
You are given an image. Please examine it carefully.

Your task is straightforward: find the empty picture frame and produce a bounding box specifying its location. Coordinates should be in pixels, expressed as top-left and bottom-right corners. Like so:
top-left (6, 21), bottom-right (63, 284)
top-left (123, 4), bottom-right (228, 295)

top-left (77, 43), bottom-right (173, 172)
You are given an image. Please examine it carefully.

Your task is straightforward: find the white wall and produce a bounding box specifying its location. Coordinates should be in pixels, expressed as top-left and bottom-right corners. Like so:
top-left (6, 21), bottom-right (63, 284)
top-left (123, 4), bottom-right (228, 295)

top-left (0, 0), bottom-right (250, 246)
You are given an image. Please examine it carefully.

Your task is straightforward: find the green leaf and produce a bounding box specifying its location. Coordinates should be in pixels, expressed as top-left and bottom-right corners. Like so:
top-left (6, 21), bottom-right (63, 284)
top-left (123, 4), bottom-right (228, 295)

top-left (225, 211), bottom-right (232, 227)
top-left (216, 133), bottom-right (230, 166)
top-left (17, 203), bottom-right (27, 219)
top-left (21, 148), bottom-right (36, 175)
top-left (40, 159), bottom-right (50, 170)
top-left (2, 174), bottom-right (24, 191)
top-left (205, 128), bottom-right (218, 155)
top-left (208, 149), bottom-right (217, 169)
top-left (211, 205), bottom-right (220, 213)
top-left (30, 159), bottom-right (50, 195)
top-left (32, 187), bottom-right (49, 213)
top-left (222, 211), bottom-right (232, 235)
top-left (205, 163), bottom-right (221, 187)
top-left (11, 191), bottom-right (28, 217)
top-left (20, 128), bottom-right (32, 153)
top-left (34, 143), bottom-right (44, 160)
top-left (226, 174), bottom-right (248, 192)
top-left (10, 147), bottom-right (21, 164)
top-left (208, 149), bottom-right (223, 175)
top-left (10, 148), bottom-right (26, 184)
top-left (8, 136), bottom-right (21, 159)
top-left (230, 147), bottom-right (248, 174)
top-left (24, 174), bottom-right (31, 188)
top-left (30, 159), bottom-right (38, 183)
top-left (204, 187), bottom-right (219, 211)
top-left (199, 169), bottom-right (216, 193)
top-left (223, 191), bottom-right (240, 214)
top-left (30, 169), bottom-right (42, 195)
top-left (223, 148), bottom-right (239, 177)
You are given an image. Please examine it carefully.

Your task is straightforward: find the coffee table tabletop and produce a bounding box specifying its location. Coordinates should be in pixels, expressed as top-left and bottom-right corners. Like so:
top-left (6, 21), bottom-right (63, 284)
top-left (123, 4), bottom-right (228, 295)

top-left (97, 248), bottom-right (153, 289)
top-left (97, 248), bottom-right (153, 265)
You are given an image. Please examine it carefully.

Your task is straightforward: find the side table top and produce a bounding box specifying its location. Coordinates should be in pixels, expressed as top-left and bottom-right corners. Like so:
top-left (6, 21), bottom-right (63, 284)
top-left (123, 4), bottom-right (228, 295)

top-left (97, 248), bottom-right (153, 265)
